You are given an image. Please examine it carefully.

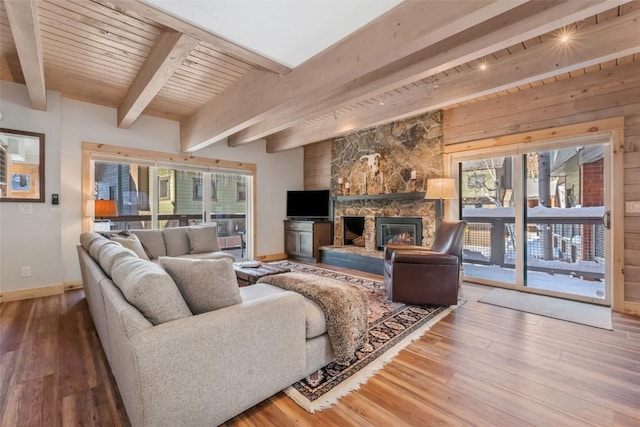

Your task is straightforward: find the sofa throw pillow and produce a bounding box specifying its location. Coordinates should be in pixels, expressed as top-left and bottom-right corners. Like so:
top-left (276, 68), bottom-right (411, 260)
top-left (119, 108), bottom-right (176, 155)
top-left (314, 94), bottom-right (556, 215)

top-left (106, 230), bottom-right (149, 261)
top-left (187, 225), bottom-right (221, 253)
top-left (111, 256), bottom-right (192, 325)
top-left (162, 227), bottom-right (191, 257)
top-left (159, 257), bottom-right (241, 314)
top-left (130, 229), bottom-right (166, 259)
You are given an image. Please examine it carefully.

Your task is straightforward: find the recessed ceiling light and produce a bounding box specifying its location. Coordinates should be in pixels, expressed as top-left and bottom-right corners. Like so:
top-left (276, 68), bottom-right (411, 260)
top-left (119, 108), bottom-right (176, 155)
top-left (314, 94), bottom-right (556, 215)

top-left (557, 26), bottom-right (576, 45)
top-left (479, 62), bottom-right (488, 71)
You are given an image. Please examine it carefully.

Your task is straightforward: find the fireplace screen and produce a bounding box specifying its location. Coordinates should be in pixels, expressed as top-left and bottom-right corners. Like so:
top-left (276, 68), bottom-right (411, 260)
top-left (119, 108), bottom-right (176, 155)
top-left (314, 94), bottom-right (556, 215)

top-left (376, 217), bottom-right (422, 250)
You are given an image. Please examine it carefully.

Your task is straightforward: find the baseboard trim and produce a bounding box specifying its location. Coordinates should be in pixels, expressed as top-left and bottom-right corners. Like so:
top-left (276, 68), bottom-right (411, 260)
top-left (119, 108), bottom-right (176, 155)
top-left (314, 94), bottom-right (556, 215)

top-left (64, 280), bottom-right (84, 291)
top-left (256, 252), bottom-right (287, 262)
top-left (623, 301), bottom-right (640, 317)
top-left (0, 284), bottom-right (64, 303)
top-left (0, 280), bottom-right (84, 303)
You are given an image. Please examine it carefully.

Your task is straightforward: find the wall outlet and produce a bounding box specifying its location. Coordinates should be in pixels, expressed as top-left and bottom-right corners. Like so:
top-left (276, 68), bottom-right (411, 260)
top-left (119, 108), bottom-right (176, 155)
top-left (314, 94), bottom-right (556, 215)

top-left (18, 204), bottom-right (33, 214)
top-left (21, 266), bottom-right (31, 277)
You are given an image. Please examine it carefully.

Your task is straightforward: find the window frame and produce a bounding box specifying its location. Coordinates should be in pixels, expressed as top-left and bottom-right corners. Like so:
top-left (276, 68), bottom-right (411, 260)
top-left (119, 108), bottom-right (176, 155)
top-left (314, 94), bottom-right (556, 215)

top-left (159, 177), bottom-right (170, 200)
top-left (192, 177), bottom-right (203, 201)
top-left (82, 142), bottom-right (257, 259)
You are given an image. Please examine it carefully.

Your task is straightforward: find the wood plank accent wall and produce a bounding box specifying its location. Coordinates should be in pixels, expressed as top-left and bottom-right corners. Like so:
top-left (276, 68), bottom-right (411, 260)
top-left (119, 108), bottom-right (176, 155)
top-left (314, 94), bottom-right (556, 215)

top-left (304, 140), bottom-right (332, 190)
top-left (443, 60), bottom-right (640, 311)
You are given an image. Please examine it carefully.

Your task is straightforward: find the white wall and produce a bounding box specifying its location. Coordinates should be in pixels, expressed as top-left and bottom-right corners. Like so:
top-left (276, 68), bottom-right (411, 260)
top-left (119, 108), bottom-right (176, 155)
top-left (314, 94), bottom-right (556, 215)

top-left (1, 81), bottom-right (303, 292)
top-left (0, 82), bottom-right (63, 292)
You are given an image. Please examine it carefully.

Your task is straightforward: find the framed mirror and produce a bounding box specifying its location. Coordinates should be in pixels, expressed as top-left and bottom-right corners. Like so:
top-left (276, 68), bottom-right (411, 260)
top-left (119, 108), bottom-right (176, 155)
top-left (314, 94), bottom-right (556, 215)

top-left (0, 128), bottom-right (45, 203)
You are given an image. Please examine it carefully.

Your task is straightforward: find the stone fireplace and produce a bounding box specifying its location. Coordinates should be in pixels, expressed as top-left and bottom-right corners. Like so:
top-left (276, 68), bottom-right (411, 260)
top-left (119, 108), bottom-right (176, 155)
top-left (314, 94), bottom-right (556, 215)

top-left (330, 110), bottom-right (444, 251)
top-left (333, 197), bottom-right (435, 251)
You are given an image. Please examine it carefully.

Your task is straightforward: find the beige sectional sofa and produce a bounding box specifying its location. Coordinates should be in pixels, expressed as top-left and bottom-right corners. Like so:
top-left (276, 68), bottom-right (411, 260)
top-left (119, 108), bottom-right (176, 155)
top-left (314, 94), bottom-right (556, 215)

top-left (77, 229), bottom-right (334, 427)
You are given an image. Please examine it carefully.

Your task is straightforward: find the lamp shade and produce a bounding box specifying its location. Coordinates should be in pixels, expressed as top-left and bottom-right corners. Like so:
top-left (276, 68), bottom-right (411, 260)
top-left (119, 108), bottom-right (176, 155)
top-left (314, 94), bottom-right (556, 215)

top-left (94, 199), bottom-right (118, 218)
top-left (425, 178), bottom-right (456, 200)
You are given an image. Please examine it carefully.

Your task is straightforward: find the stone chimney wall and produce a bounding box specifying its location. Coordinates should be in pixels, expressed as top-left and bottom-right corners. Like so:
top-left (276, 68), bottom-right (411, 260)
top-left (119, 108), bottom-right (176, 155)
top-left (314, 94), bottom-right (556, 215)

top-left (331, 110), bottom-right (444, 249)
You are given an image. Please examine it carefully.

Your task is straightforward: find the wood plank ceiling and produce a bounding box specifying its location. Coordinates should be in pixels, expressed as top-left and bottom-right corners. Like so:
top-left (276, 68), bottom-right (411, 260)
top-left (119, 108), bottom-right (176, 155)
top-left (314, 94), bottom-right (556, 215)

top-left (1, 0), bottom-right (639, 153)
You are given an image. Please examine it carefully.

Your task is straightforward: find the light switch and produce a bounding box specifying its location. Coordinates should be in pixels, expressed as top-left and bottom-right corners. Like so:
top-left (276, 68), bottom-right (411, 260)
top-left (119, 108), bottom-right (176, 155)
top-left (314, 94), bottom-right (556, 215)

top-left (626, 201), bottom-right (640, 213)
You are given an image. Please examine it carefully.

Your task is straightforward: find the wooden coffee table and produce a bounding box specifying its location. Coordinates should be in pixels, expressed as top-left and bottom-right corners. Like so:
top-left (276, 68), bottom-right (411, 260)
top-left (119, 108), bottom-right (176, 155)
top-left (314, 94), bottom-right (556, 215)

top-left (233, 263), bottom-right (291, 287)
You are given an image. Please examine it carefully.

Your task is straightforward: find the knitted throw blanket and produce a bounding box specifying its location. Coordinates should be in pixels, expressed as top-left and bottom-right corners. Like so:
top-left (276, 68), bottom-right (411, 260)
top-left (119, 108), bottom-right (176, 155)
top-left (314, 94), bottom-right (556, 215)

top-left (258, 272), bottom-right (369, 365)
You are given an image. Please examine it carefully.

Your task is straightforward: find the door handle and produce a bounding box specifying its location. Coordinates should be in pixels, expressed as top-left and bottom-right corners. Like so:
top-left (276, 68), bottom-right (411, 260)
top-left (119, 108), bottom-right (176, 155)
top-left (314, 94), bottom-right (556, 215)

top-left (603, 210), bottom-right (611, 229)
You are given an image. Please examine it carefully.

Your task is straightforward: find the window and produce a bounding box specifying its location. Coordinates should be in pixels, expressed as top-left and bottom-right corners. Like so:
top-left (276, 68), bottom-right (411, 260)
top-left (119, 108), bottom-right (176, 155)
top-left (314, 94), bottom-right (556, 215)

top-left (85, 142), bottom-right (255, 259)
top-left (159, 178), bottom-right (169, 200)
top-left (237, 181), bottom-right (246, 202)
top-left (193, 177), bottom-right (203, 200)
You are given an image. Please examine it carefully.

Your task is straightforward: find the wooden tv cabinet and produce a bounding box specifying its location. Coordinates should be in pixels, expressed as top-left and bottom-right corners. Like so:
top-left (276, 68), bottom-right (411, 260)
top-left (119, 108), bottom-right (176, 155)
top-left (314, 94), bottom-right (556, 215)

top-left (284, 219), bottom-right (332, 263)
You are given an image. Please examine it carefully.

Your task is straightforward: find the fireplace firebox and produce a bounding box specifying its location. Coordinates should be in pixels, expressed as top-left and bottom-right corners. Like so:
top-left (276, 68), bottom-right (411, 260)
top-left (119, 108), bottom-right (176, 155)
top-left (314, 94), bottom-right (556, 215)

top-left (376, 217), bottom-right (422, 250)
top-left (343, 216), bottom-right (365, 246)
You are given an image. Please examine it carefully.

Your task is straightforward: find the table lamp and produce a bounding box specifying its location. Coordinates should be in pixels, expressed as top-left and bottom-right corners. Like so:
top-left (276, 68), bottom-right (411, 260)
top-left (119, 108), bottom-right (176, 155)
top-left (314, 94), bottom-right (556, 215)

top-left (94, 199), bottom-right (118, 231)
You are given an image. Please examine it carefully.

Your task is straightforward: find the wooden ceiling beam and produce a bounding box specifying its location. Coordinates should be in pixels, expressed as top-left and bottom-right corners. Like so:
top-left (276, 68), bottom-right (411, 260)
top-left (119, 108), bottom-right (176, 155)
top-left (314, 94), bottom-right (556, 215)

top-left (265, 10), bottom-right (640, 152)
top-left (229, 0), bottom-right (633, 147)
top-left (107, 0), bottom-right (289, 75)
top-left (180, 0), bottom-right (528, 152)
top-left (118, 29), bottom-right (199, 129)
top-left (4, 0), bottom-right (46, 110)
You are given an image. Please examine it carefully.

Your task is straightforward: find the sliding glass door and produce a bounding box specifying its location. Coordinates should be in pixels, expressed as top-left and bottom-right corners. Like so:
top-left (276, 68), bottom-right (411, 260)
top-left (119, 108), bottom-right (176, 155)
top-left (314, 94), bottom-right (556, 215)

top-left (92, 159), bottom-right (252, 259)
top-left (459, 155), bottom-right (518, 286)
top-left (455, 140), bottom-right (611, 305)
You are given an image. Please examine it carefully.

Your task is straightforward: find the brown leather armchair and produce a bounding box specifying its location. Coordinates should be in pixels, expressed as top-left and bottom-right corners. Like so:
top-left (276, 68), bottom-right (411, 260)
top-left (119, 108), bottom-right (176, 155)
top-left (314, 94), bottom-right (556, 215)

top-left (383, 220), bottom-right (467, 305)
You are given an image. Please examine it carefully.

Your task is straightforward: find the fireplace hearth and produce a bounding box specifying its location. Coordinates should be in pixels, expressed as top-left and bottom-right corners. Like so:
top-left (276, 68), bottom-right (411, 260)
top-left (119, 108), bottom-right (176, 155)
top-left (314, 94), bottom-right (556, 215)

top-left (376, 217), bottom-right (423, 250)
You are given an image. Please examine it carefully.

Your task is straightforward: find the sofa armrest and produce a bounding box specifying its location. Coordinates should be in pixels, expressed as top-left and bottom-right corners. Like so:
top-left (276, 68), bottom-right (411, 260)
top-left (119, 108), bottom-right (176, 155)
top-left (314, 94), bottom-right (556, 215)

top-left (129, 291), bottom-right (307, 426)
top-left (391, 250), bottom-right (459, 265)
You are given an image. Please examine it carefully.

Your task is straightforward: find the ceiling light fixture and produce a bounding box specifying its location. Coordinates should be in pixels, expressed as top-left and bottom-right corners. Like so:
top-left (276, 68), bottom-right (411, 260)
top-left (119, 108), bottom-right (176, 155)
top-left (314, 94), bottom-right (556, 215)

top-left (479, 62), bottom-right (488, 70)
top-left (557, 26), bottom-right (575, 45)
top-left (432, 78), bottom-right (439, 89)
top-left (379, 92), bottom-right (386, 106)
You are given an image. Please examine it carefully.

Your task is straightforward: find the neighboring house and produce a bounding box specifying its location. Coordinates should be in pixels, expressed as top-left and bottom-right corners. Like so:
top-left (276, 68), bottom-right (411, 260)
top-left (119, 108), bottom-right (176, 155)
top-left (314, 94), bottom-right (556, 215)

top-left (460, 146), bottom-right (604, 210)
top-left (94, 163), bottom-right (248, 240)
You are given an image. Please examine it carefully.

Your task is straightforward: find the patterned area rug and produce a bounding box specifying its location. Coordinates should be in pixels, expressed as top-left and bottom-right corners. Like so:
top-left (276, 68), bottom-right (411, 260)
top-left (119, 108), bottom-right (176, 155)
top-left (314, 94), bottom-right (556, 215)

top-left (270, 261), bottom-right (458, 412)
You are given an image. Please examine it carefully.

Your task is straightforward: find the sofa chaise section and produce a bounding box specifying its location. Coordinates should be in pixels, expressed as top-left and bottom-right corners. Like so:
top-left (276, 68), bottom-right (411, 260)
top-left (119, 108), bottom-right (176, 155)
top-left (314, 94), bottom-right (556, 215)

top-left (77, 232), bottom-right (335, 426)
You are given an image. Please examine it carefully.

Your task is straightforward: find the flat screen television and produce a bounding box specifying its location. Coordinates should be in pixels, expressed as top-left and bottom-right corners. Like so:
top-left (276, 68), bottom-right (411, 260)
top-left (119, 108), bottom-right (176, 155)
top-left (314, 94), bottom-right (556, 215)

top-left (286, 190), bottom-right (330, 219)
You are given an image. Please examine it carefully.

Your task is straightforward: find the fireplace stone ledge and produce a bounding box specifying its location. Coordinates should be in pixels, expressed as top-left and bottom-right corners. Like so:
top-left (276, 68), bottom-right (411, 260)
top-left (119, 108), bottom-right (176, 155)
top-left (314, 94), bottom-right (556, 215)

top-left (319, 246), bottom-right (384, 275)
top-left (319, 245), bottom-right (384, 258)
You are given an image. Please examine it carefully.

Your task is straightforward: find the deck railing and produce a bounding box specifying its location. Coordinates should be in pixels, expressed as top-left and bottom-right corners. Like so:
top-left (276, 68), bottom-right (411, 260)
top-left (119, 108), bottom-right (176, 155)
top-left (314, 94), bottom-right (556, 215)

top-left (462, 206), bottom-right (605, 279)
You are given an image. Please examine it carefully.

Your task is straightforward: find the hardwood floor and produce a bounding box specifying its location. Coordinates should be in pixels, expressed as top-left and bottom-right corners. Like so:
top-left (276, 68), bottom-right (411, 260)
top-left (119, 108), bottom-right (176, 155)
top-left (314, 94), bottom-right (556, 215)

top-left (1, 269), bottom-right (639, 426)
